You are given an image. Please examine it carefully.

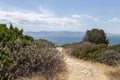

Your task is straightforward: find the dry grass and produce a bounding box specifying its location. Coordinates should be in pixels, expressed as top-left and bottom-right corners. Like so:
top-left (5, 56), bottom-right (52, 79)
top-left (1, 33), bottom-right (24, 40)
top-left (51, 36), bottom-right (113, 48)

top-left (107, 66), bottom-right (120, 80)
top-left (90, 59), bottom-right (120, 80)
top-left (19, 75), bottom-right (44, 80)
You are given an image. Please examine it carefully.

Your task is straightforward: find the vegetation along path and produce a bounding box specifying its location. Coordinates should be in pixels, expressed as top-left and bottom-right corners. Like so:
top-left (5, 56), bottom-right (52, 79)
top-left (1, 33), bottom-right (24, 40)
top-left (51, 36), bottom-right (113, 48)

top-left (56, 47), bottom-right (112, 80)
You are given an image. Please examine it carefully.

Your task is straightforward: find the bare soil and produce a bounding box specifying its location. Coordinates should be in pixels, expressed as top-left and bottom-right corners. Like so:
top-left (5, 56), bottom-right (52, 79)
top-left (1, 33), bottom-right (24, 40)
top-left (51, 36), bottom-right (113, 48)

top-left (56, 47), bottom-right (112, 80)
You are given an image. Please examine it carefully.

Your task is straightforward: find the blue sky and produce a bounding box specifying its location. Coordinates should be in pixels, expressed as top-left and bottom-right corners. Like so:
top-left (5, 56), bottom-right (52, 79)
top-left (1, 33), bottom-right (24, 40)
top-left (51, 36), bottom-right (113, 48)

top-left (0, 0), bottom-right (120, 34)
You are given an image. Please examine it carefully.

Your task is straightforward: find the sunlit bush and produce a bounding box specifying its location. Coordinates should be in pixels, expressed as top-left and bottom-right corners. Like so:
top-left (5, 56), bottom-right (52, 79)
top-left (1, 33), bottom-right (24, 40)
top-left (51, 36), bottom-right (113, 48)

top-left (71, 43), bottom-right (107, 60)
top-left (0, 40), bottom-right (65, 80)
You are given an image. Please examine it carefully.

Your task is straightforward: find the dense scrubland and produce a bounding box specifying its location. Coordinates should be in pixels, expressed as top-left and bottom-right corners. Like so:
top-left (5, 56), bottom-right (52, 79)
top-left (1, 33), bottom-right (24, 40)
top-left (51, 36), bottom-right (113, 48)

top-left (0, 24), bottom-right (120, 80)
top-left (0, 24), bottom-right (66, 80)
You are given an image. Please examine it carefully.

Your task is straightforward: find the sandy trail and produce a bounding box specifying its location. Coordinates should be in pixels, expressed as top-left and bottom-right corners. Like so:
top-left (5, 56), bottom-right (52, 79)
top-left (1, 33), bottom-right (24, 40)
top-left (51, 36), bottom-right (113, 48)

top-left (56, 47), bottom-right (111, 80)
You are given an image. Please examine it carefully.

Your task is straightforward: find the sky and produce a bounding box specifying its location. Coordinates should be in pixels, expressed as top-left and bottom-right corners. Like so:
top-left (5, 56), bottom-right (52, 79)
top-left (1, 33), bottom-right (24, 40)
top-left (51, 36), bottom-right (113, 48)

top-left (0, 0), bottom-right (120, 34)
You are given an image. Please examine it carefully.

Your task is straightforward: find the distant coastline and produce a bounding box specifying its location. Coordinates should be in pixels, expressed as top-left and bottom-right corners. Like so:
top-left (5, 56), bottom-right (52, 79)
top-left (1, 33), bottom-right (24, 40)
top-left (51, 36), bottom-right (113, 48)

top-left (24, 31), bottom-right (120, 45)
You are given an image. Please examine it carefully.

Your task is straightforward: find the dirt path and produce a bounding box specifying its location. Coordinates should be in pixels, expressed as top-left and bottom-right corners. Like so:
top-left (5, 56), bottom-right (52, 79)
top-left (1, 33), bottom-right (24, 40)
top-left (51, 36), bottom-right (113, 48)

top-left (56, 47), bottom-right (111, 80)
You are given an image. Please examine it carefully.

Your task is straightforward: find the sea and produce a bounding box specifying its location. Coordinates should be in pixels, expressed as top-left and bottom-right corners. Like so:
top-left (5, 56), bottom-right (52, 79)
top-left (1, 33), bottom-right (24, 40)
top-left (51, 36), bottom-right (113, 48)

top-left (24, 31), bottom-right (120, 46)
top-left (34, 36), bottom-right (120, 46)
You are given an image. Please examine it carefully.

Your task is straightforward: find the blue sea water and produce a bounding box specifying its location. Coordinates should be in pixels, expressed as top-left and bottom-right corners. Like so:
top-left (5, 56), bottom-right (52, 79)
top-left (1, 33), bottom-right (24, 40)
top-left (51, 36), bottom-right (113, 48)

top-left (37, 36), bottom-right (83, 45)
top-left (34, 36), bottom-right (120, 46)
top-left (108, 36), bottom-right (120, 45)
top-left (24, 31), bottom-right (120, 45)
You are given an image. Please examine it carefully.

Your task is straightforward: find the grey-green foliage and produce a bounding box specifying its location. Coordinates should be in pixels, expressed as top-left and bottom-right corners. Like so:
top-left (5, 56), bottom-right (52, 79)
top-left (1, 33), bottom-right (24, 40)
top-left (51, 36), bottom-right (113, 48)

top-left (83, 28), bottom-right (109, 44)
top-left (97, 50), bottom-right (120, 66)
top-left (32, 39), bottom-right (55, 48)
top-left (0, 39), bottom-right (65, 80)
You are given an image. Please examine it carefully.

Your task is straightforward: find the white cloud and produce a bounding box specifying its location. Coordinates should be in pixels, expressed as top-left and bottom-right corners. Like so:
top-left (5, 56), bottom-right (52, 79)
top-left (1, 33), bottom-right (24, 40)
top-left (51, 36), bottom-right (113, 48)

top-left (38, 6), bottom-right (53, 15)
top-left (72, 14), bottom-right (93, 19)
top-left (0, 7), bottom-right (99, 31)
top-left (108, 18), bottom-right (120, 23)
top-left (72, 14), bottom-right (99, 22)
top-left (0, 10), bottom-right (76, 24)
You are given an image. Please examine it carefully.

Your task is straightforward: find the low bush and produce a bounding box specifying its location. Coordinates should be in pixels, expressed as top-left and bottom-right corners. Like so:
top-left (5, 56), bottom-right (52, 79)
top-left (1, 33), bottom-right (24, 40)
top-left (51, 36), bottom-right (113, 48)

top-left (0, 40), bottom-right (65, 80)
top-left (108, 44), bottom-right (120, 53)
top-left (97, 50), bottom-right (120, 66)
top-left (62, 41), bottom-right (92, 49)
top-left (62, 41), bottom-right (94, 55)
top-left (32, 39), bottom-right (55, 48)
top-left (71, 43), bottom-right (107, 60)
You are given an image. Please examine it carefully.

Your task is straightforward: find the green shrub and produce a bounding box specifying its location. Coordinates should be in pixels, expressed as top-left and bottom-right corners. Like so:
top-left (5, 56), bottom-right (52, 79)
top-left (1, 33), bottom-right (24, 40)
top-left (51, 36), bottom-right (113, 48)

top-left (32, 39), bottom-right (55, 48)
top-left (108, 45), bottom-right (120, 53)
top-left (83, 28), bottom-right (109, 44)
top-left (0, 24), bottom-right (34, 47)
top-left (71, 43), bottom-right (107, 60)
top-left (89, 50), bottom-right (101, 60)
top-left (22, 35), bottom-right (34, 41)
top-left (72, 49), bottom-right (81, 58)
top-left (21, 39), bottom-right (30, 47)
